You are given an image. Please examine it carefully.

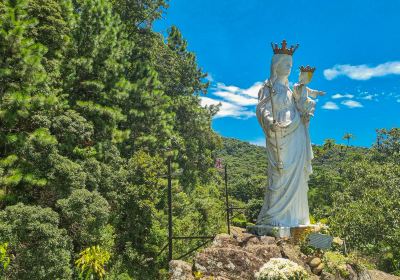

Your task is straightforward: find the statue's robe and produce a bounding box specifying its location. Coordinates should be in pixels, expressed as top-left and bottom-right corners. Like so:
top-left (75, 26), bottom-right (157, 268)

top-left (256, 81), bottom-right (314, 227)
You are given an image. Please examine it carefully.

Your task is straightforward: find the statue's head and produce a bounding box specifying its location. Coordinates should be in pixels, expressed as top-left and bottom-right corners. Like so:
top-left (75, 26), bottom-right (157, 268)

top-left (269, 40), bottom-right (298, 85)
top-left (270, 54), bottom-right (293, 84)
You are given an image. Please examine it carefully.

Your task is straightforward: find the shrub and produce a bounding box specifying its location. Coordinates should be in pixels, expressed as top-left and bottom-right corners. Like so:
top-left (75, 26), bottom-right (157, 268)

top-left (57, 189), bottom-right (112, 253)
top-left (255, 258), bottom-right (309, 280)
top-left (0, 203), bottom-right (72, 279)
top-left (322, 251), bottom-right (349, 278)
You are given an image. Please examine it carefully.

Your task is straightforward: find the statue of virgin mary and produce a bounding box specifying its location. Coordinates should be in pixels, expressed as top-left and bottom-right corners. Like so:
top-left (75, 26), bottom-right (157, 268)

top-left (255, 40), bottom-right (322, 229)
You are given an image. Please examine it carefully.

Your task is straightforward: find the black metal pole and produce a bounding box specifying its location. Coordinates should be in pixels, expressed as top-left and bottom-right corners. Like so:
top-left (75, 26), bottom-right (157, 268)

top-left (167, 156), bottom-right (173, 262)
top-left (224, 164), bottom-right (230, 235)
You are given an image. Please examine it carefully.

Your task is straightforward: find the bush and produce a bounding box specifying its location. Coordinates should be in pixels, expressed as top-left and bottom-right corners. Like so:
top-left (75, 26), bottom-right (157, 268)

top-left (255, 258), bottom-right (309, 280)
top-left (57, 189), bottom-right (112, 253)
top-left (0, 203), bottom-right (72, 279)
top-left (322, 251), bottom-right (349, 278)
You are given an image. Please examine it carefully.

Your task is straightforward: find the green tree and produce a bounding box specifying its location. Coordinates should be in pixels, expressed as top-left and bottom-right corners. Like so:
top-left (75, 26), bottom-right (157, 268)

top-left (0, 0), bottom-right (75, 206)
top-left (0, 203), bottom-right (72, 279)
top-left (112, 150), bottom-right (166, 279)
top-left (373, 128), bottom-right (400, 162)
top-left (63, 0), bottom-right (131, 146)
top-left (26, 0), bottom-right (74, 85)
top-left (57, 189), bottom-right (112, 254)
top-left (342, 132), bottom-right (354, 147)
top-left (323, 138), bottom-right (336, 150)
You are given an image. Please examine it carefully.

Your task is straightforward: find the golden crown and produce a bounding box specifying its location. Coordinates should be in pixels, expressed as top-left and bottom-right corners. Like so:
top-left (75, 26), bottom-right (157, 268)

top-left (300, 65), bottom-right (316, 73)
top-left (271, 40), bottom-right (299, 55)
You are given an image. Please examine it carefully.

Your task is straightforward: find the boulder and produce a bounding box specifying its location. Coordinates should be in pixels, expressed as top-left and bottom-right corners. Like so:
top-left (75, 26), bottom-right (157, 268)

top-left (212, 233), bottom-right (239, 248)
top-left (169, 260), bottom-right (194, 280)
top-left (195, 247), bottom-right (264, 280)
top-left (243, 244), bottom-right (282, 263)
top-left (280, 243), bottom-right (307, 267)
top-left (309, 257), bottom-right (322, 268)
top-left (312, 262), bottom-right (324, 275)
top-left (368, 270), bottom-right (400, 280)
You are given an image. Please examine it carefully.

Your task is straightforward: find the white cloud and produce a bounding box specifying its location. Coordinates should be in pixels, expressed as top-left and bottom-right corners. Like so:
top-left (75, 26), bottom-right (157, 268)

top-left (332, 93), bottom-right (354, 99)
top-left (322, 101), bottom-right (339, 110)
top-left (324, 61), bottom-right (400, 80)
top-left (200, 97), bottom-right (255, 119)
top-left (214, 82), bottom-right (263, 100)
top-left (215, 83), bottom-right (241, 93)
top-left (362, 94), bottom-right (374, 100)
top-left (242, 82), bottom-right (264, 98)
top-left (213, 90), bottom-right (258, 106)
top-left (200, 81), bottom-right (263, 119)
top-left (341, 100), bottom-right (363, 108)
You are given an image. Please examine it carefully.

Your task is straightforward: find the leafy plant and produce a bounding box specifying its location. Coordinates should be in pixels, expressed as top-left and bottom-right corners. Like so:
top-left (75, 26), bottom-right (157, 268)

top-left (75, 245), bottom-right (111, 279)
top-left (0, 242), bottom-right (10, 273)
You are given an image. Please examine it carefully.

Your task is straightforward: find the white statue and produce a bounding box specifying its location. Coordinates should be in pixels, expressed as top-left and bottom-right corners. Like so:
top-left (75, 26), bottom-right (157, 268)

top-left (255, 40), bottom-right (324, 229)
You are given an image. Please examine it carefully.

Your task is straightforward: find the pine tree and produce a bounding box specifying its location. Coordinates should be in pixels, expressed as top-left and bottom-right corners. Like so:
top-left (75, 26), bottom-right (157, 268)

top-left (63, 0), bottom-right (131, 149)
top-left (0, 0), bottom-right (63, 203)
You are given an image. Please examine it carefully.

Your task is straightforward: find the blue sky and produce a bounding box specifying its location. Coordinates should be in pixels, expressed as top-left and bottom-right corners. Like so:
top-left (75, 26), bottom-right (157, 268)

top-left (154, 0), bottom-right (400, 147)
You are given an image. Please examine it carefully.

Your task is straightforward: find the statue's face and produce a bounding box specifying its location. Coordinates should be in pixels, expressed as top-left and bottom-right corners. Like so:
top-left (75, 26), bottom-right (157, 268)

top-left (275, 55), bottom-right (292, 77)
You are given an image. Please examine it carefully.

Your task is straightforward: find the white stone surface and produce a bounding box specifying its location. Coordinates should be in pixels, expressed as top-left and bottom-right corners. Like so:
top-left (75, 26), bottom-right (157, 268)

top-left (255, 52), bottom-right (323, 228)
top-left (247, 224), bottom-right (291, 238)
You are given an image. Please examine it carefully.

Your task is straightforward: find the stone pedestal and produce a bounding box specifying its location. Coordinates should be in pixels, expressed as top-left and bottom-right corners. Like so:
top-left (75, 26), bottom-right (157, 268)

top-left (247, 224), bottom-right (319, 239)
top-left (247, 225), bottom-right (291, 238)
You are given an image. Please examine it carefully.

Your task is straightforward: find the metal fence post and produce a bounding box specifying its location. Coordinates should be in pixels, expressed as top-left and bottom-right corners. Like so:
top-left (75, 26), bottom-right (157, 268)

top-left (167, 156), bottom-right (173, 262)
top-left (224, 164), bottom-right (230, 235)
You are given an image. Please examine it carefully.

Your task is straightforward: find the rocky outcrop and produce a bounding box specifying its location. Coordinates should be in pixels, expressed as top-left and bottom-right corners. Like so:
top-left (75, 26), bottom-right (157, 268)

top-left (169, 227), bottom-right (400, 280)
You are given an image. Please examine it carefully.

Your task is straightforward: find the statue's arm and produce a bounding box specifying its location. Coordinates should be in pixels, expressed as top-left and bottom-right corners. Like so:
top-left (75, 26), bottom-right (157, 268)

top-left (307, 87), bottom-right (325, 98)
top-left (256, 87), bottom-right (274, 131)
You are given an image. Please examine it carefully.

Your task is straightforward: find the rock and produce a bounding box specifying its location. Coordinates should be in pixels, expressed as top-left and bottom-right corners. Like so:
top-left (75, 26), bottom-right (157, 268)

top-left (195, 247), bottom-right (264, 280)
top-left (169, 260), bottom-right (194, 280)
top-left (236, 232), bottom-right (257, 245)
top-left (244, 244), bottom-right (282, 263)
top-left (280, 244), bottom-right (307, 267)
top-left (368, 270), bottom-right (400, 280)
top-left (347, 264), bottom-right (358, 280)
top-left (169, 232), bottom-right (400, 280)
top-left (243, 235), bottom-right (276, 248)
top-left (213, 233), bottom-right (239, 248)
top-left (320, 271), bottom-right (336, 280)
top-left (312, 262), bottom-right (324, 275)
top-left (309, 257), bottom-right (322, 267)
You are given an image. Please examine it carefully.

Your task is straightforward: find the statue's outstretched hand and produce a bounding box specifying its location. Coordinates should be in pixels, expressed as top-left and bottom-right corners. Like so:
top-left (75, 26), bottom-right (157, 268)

top-left (308, 89), bottom-right (325, 98)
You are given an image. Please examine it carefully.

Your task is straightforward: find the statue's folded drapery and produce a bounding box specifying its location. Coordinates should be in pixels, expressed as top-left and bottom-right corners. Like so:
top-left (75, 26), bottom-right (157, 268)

top-left (256, 82), bottom-right (314, 227)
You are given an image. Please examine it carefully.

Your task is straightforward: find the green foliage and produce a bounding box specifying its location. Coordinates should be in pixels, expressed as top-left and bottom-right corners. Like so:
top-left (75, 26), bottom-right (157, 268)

top-left (0, 242), bottom-right (10, 273)
top-left (322, 251), bottom-right (350, 278)
top-left (0, 203), bottom-right (72, 279)
top-left (373, 128), bottom-right (400, 162)
top-left (75, 245), bottom-right (111, 280)
top-left (342, 132), bottom-right (355, 146)
top-left (57, 189), bottom-right (112, 253)
top-left (245, 199), bottom-right (263, 223)
top-left (0, 0), bottom-right (221, 275)
top-left (5, 0), bottom-right (398, 278)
